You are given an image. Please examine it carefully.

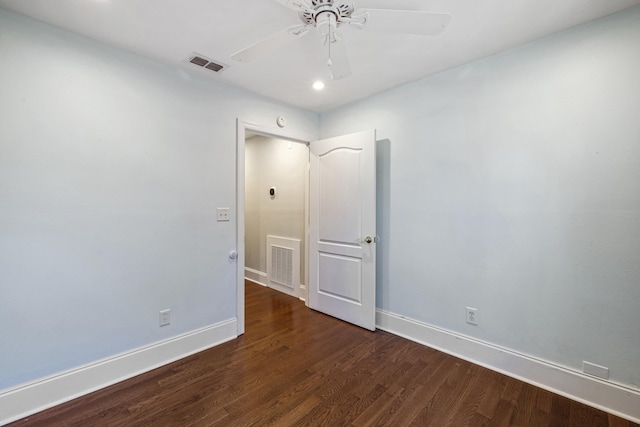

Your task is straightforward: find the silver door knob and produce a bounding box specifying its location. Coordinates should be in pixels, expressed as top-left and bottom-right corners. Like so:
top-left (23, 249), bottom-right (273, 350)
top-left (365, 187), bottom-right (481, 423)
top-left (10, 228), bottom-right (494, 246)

top-left (364, 236), bottom-right (373, 244)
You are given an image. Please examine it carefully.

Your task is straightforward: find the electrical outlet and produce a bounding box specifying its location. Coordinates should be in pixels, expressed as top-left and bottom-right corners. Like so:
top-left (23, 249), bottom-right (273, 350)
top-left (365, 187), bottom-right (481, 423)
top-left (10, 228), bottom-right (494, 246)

top-left (159, 309), bottom-right (171, 327)
top-left (216, 207), bottom-right (230, 221)
top-left (466, 307), bottom-right (478, 325)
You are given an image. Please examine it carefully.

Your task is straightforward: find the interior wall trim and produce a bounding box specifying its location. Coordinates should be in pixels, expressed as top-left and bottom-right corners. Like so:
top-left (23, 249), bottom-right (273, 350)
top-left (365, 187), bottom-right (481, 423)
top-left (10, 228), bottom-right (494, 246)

top-left (244, 267), bottom-right (268, 286)
top-left (376, 309), bottom-right (640, 424)
top-left (0, 319), bottom-right (238, 426)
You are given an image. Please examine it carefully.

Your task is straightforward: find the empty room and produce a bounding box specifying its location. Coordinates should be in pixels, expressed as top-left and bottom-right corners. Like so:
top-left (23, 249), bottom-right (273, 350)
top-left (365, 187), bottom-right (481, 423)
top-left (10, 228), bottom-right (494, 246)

top-left (1, 0), bottom-right (639, 425)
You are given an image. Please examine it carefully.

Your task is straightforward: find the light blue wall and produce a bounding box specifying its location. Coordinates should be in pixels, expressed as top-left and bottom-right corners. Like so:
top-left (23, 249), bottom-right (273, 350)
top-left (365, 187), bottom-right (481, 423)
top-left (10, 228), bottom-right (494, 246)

top-left (321, 7), bottom-right (640, 390)
top-left (0, 9), bottom-right (318, 389)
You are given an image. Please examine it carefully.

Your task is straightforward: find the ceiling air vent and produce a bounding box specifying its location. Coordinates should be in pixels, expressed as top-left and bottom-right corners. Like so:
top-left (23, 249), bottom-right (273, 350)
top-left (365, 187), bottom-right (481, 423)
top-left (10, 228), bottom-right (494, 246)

top-left (186, 53), bottom-right (227, 73)
top-left (189, 56), bottom-right (209, 67)
top-left (204, 62), bottom-right (224, 72)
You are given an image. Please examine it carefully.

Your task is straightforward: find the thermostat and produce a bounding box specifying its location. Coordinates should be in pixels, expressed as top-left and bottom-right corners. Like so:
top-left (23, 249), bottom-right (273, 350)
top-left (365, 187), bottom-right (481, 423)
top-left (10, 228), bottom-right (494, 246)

top-left (276, 116), bottom-right (286, 128)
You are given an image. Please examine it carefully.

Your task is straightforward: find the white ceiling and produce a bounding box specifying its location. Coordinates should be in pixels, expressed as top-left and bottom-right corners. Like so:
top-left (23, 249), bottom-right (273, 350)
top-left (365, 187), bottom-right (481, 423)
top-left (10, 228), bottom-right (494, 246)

top-left (1, 0), bottom-right (639, 112)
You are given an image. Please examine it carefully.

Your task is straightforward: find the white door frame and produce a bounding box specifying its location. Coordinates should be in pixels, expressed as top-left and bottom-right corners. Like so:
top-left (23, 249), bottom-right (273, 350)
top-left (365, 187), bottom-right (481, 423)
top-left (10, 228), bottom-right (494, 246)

top-left (235, 119), bottom-right (315, 335)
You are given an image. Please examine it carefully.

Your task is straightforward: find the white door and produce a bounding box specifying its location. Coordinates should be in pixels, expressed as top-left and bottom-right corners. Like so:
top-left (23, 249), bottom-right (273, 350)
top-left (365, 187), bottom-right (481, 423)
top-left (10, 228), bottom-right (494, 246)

top-left (309, 129), bottom-right (376, 331)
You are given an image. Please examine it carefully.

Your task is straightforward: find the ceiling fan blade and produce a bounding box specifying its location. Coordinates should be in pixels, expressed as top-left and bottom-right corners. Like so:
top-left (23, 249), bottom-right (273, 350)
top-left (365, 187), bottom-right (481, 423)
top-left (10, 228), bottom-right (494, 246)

top-left (231, 25), bottom-right (309, 62)
top-left (271, 0), bottom-right (311, 11)
top-left (354, 0), bottom-right (431, 10)
top-left (326, 37), bottom-right (351, 80)
top-left (361, 10), bottom-right (451, 36)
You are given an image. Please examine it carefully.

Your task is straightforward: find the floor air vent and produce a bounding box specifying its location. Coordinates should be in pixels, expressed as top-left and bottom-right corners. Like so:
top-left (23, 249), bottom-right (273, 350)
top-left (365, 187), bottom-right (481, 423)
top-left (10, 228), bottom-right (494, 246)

top-left (186, 54), bottom-right (227, 73)
top-left (271, 245), bottom-right (293, 288)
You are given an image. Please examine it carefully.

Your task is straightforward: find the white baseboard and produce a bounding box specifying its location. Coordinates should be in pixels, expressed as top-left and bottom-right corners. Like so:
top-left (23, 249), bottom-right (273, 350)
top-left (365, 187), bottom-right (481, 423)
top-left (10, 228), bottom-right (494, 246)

top-left (245, 269), bottom-right (305, 300)
top-left (244, 267), bottom-right (267, 286)
top-left (376, 309), bottom-right (640, 424)
top-left (0, 319), bottom-right (238, 426)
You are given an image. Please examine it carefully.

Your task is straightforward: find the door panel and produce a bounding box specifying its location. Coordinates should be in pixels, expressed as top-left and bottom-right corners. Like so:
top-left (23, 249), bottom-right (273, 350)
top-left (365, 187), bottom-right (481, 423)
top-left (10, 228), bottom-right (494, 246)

top-left (318, 252), bottom-right (362, 302)
top-left (309, 130), bottom-right (376, 331)
top-left (318, 148), bottom-right (362, 241)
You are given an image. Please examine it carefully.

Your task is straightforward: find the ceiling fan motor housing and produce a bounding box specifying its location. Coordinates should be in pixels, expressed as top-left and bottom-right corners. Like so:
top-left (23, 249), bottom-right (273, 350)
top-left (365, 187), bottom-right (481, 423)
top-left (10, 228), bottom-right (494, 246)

top-left (298, 0), bottom-right (354, 26)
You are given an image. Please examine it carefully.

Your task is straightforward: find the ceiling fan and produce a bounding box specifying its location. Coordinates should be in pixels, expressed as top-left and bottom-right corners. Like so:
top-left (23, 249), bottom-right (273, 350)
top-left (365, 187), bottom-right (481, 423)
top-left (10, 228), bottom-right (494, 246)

top-left (231, 0), bottom-right (451, 80)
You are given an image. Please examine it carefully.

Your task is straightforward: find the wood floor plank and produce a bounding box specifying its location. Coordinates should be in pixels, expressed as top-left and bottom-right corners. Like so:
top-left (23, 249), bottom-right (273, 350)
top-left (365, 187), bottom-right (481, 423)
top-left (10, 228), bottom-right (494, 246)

top-left (509, 383), bottom-right (539, 425)
top-left (550, 393), bottom-right (572, 427)
top-left (569, 399), bottom-right (609, 427)
top-left (367, 356), bottom-right (463, 426)
top-left (476, 372), bottom-right (508, 419)
top-left (8, 281), bottom-right (635, 427)
top-left (411, 362), bottom-right (481, 426)
top-left (340, 382), bottom-right (388, 425)
top-left (491, 398), bottom-right (520, 427)
top-left (446, 366), bottom-right (496, 426)
top-left (609, 414), bottom-right (640, 427)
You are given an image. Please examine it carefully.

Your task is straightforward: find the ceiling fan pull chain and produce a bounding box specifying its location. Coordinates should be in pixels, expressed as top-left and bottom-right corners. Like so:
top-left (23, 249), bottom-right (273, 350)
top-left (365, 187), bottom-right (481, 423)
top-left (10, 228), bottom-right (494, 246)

top-left (327, 26), bottom-right (333, 67)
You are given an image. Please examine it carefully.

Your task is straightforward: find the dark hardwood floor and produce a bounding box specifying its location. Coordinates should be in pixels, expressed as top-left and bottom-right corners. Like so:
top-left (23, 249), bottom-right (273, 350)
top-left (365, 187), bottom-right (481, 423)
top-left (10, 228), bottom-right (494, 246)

top-left (9, 281), bottom-right (638, 426)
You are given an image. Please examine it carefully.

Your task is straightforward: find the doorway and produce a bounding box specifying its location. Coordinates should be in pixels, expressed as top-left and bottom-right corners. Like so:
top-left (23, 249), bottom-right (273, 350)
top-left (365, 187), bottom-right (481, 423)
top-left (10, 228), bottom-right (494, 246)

top-left (236, 121), bottom-right (378, 335)
top-left (235, 120), bottom-right (313, 335)
top-left (244, 132), bottom-right (309, 300)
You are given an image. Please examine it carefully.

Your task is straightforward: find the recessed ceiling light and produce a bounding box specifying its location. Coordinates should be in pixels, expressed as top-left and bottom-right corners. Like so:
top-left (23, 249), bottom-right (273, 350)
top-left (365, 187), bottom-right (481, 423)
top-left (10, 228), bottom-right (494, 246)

top-left (312, 81), bottom-right (325, 91)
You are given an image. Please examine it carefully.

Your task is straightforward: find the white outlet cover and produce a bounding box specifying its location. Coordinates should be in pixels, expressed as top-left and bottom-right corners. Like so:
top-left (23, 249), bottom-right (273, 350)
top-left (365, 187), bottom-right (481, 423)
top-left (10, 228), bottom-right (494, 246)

top-left (216, 207), bottom-right (230, 221)
top-left (159, 309), bottom-right (171, 326)
top-left (466, 307), bottom-right (478, 325)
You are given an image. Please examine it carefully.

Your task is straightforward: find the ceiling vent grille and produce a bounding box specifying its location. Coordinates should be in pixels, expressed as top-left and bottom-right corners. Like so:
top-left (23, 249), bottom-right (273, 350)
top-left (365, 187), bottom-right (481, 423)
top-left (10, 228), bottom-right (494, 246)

top-left (186, 53), bottom-right (227, 73)
top-left (204, 62), bottom-right (224, 72)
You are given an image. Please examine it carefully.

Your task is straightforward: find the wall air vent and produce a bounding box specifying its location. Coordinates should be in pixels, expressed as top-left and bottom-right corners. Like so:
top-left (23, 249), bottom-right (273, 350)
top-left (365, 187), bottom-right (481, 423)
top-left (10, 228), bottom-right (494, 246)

top-left (186, 53), bottom-right (227, 73)
top-left (266, 235), bottom-right (300, 298)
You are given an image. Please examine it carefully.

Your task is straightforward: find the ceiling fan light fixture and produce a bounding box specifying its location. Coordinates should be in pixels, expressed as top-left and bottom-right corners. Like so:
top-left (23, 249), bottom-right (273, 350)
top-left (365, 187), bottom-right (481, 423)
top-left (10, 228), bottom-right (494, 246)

top-left (316, 11), bottom-right (337, 38)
